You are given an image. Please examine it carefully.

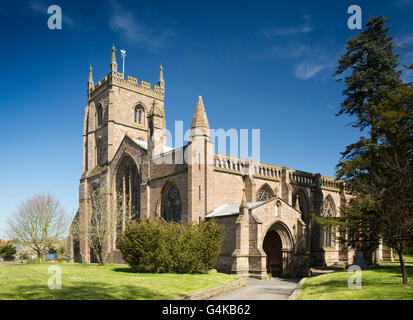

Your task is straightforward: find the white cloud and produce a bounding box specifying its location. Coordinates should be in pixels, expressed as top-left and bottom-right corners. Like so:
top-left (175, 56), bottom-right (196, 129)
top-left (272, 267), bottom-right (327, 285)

top-left (109, 2), bottom-right (176, 52)
top-left (294, 62), bottom-right (328, 80)
top-left (255, 43), bottom-right (309, 60)
top-left (260, 15), bottom-right (313, 38)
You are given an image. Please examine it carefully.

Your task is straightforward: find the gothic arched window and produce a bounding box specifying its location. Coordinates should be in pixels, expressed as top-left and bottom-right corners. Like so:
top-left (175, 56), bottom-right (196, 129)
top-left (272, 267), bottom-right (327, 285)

top-left (96, 104), bottom-right (103, 127)
top-left (256, 184), bottom-right (275, 202)
top-left (115, 155), bottom-right (140, 247)
top-left (162, 184), bottom-right (182, 222)
top-left (134, 104), bottom-right (145, 125)
top-left (320, 196), bottom-right (336, 248)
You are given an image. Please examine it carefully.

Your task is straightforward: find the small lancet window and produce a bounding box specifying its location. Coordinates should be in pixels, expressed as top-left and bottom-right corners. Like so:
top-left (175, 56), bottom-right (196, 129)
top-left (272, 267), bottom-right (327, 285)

top-left (134, 105), bottom-right (145, 125)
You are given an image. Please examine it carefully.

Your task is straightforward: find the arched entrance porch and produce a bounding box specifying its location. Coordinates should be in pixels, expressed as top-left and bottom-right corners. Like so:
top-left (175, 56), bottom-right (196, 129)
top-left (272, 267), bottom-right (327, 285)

top-left (262, 221), bottom-right (294, 277)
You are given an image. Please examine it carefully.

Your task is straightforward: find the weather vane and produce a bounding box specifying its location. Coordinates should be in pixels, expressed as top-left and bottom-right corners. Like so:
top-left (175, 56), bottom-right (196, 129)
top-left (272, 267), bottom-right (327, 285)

top-left (120, 49), bottom-right (126, 77)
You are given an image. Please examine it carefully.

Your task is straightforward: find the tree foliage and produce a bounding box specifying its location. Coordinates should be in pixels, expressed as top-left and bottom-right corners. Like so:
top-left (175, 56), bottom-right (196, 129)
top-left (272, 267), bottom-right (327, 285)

top-left (334, 16), bottom-right (402, 135)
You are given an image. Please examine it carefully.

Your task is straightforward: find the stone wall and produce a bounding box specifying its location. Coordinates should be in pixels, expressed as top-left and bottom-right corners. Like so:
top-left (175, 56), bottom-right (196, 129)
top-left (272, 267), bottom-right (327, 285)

top-left (213, 215), bottom-right (238, 273)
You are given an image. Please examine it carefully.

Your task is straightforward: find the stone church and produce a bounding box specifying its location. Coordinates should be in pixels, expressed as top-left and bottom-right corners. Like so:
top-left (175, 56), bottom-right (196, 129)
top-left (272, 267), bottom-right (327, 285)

top-left (68, 47), bottom-right (392, 278)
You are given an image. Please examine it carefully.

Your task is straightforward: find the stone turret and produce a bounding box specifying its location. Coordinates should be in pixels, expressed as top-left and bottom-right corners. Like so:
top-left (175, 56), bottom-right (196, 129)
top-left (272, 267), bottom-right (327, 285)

top-left (147, 100), bottom-right (166, 157)
top-left (187, 96), bottom-right (214, 223)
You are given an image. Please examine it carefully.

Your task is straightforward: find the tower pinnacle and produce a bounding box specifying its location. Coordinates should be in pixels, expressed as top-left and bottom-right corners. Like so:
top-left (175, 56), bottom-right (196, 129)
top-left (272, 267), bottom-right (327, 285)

top-left (88, 66), bottom-right (94, 85)
top-left (110, 45), bottom-right (117, 73)
top-left (158, 65), bottom-right (165, 89)
top-left (87, 66), bottom-right (94, 97)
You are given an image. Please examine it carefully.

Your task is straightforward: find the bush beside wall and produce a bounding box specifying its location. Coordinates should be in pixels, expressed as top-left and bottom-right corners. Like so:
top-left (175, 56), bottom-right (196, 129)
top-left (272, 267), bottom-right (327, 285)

top-left (118, 219), bottom-right (223, 273)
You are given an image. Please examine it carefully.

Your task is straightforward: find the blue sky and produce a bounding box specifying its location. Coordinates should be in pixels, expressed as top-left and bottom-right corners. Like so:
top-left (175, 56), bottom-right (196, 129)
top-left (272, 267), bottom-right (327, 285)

top-left (0, 0), bottom-right (412, 236)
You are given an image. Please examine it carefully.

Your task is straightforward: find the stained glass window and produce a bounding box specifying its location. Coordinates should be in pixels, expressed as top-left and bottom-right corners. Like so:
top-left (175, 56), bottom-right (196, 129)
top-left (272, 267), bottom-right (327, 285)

top-left (162, 185), bottom-right (182, 222)
top-left (256, 185), bottom-right (274, 201)
top-left (321, 197), bottom-right (335, 248)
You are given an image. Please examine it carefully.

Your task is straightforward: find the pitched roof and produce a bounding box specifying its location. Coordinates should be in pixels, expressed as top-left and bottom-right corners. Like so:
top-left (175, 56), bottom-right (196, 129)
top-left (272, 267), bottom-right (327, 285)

top-left (206, 202), bottom-right (263, 218)
top-left (206, 196), bottom-right (302, 218)
top-left (133, 138), bottom-right (173, 153)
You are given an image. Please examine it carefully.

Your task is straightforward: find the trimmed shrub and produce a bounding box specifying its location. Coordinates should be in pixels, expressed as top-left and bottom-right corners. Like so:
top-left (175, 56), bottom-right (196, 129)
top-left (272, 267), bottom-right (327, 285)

top-left (118, 219), bottom-right (223, 273)
top-left (0, 244), bottom-right (17, 261)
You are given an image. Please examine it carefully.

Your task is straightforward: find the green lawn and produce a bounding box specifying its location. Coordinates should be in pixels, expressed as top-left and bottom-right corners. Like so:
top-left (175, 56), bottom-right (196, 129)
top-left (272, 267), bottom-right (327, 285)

top-left (298, 262), bottom-right (413, 300)
top-left (0, 263), bottom-right (238, 300)
top-left (393, 253), bottom-right (413, 262)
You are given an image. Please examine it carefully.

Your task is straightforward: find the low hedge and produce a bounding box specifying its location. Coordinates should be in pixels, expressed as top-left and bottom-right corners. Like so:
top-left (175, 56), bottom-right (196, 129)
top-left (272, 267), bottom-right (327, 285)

top-left (118, 219), bottom-right (223, 273)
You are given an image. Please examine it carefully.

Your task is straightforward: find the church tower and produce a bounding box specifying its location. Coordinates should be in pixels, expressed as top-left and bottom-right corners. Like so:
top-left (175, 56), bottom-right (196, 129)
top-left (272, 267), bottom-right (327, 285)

top-left (76, 46), bottom-right (166, 263)
top-left (82, 46), bottom-right (165, 174)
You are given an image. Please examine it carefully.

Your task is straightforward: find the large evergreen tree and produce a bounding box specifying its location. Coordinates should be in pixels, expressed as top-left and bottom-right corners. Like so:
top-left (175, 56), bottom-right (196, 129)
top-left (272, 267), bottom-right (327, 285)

top-left (335, 16), bottom-right (402, 184)
top-left (334, 16), bottom-right (402, 142)
top-left (329, 16), bottom-right (413, 284)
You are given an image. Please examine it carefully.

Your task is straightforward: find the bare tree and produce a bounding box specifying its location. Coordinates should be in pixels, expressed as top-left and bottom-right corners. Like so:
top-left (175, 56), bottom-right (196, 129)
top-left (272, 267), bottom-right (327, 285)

top-left (6, 194), bottom-right (70, 263)
top-left (71, 186), bottom-right (135, 266)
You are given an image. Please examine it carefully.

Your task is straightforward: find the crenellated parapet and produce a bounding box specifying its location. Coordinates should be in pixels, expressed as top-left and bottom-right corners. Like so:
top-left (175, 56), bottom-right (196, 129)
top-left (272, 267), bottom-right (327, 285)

top-left (88, 72), bottom-right (165, 102)
top-left (87, 46), bottom-right (165, 102)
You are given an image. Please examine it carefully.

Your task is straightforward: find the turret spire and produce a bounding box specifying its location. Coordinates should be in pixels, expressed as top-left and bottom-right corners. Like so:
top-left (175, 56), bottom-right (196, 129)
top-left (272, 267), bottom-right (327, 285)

top-left (158, 65), bottom-right (165, 89)
top-left (110, 45), bottom-right (117, 73)
top-left (190, 96), bottom-right (210, 137)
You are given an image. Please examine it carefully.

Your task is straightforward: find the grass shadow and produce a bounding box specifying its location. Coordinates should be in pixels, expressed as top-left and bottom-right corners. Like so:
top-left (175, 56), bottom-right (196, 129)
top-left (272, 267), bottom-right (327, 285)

top-left (0, 281), bottom-right (169, 300)
top-left (111, 267), bottom-right (137, 273)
